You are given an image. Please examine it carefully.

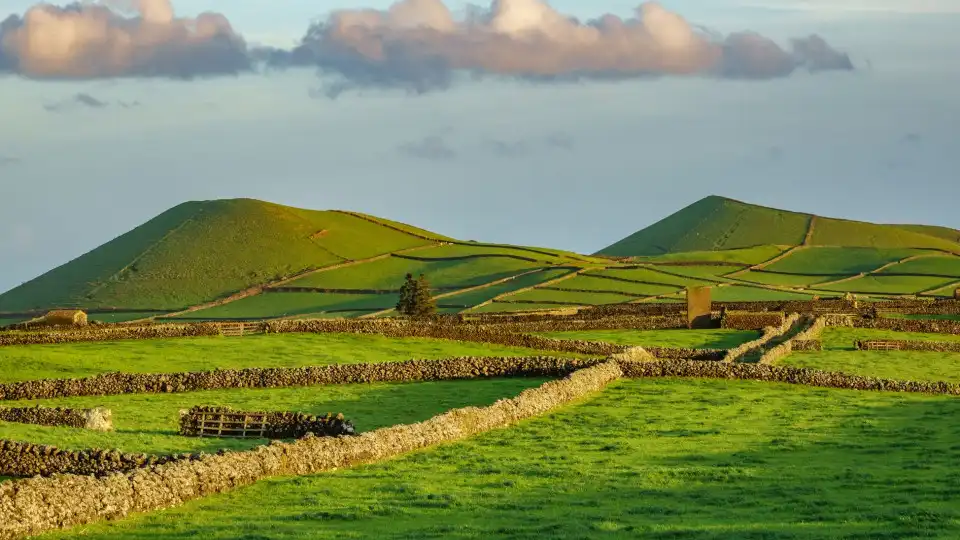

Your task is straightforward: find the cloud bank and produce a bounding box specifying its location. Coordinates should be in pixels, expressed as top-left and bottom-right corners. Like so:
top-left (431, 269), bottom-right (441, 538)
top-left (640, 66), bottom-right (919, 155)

top-left (0, 0), bottom-right (249, 78)
top-left (0, 0), bottom-right (854, 89)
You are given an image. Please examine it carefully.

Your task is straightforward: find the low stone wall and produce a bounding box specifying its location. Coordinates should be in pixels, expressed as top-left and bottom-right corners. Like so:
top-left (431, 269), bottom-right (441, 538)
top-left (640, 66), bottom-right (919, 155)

top-left (0, 361), bottom-right (623, 539)
top-left (0, 357), bottom-right (600, 402)
top-left (853, 318), bottom-right (960, 335)
top-left (619, 360), bottom-right (960, 395)
top-left (0, 440), bottom-right (183, 478)
top-left (721, 312), bottom-right (785, 330)
top-left (0, 323), bottom-right (222, 347)
top-left (475, 315), bottom-right (688, 333)
top-left (791, 340), bottom-right (823, 351)
top-left (723, 313), bottom-right (800, 363)
top-left (855, 340), bottom-right (960, 352)
top-left (0, 407), bottom-right (112, 431)
top-left (644, 347), bottom-right (725, 361)
top-left (179, 406), bottom-right (356, 439)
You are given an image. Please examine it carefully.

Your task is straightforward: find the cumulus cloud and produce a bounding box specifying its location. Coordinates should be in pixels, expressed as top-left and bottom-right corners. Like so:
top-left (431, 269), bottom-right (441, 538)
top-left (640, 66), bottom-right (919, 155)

top-left (0, 0), bottom-right (249, 78)
top-left (269, 0), bottom-right (854, 93)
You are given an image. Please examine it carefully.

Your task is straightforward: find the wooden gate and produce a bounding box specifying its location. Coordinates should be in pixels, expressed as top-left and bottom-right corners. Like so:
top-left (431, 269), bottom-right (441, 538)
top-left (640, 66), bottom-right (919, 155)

top-left (190, 410), bottom-right (270, 438)
top-left (218, 322), bottom-right (264, 337)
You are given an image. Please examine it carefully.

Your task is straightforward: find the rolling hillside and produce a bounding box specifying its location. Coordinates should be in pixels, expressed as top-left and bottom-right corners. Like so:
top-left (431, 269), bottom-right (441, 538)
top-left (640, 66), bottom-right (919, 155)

top-left (4, 195), bottom-right (960, 322)
top-left (598, 195), bottom-right (960, 257)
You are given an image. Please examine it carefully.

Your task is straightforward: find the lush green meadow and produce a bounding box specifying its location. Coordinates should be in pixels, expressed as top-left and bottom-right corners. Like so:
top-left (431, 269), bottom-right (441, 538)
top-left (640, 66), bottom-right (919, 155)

top-left (535, 329), bottom-right (758, 349)
top-left (0, 378), bottom-right (549, 455)
top-left (781, 327), bottom-right (960, 383)
top-left (44, 378), bottom-right (960, 539)
top-left (439, 268), bottom-right (576, 307)
top-left (0, 333), bottom-right (586, 382)
top-left (765, 246), bottom-right (922, 275)
top-left (820, 275), bottom-right (956, 295)
top-left (181, 292), bottom-right (398, 319)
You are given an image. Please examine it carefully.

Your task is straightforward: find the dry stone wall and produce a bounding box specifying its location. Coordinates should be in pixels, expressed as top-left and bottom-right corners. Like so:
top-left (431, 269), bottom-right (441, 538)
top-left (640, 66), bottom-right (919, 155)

top-left (721, 312), bottom-right (785, 330)
top-left (0, 407), bottom-right (112, 431)
top-left (853, 318), bottom-right (960, 335)
top-left (0, 361), bottom-right (623, 540)
top-left (0, 323), bottom-right (221, 347)
top-left (0, 440), bottom-right (184, 478)
top-left (179, 406), bottom-right (357, 439)
top-left (619, 359), bottom-right (960, 395)
top-left (855, 340), bottom-right (960, 352)
top-left (0, 357), bottom-right (600, 402)
top-left (723, 313), bottom-right (801, 363)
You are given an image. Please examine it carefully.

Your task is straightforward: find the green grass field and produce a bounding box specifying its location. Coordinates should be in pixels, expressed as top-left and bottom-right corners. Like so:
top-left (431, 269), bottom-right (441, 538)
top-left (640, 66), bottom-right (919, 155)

top-left (86, 312), bottom-right (169, 323)
top-left (0, 200), bottom-right (436, 312)
top-left (470, 303), bottom-right (579, 313)
top-left (584, 267), bottom-right (709, 287)
top-left (283, 256), bottom-right (539, 290)
top-left (535, 328), bottom-right (758, 348)
top-left (781, 327), bottom-right (960, 382)
top-left (43, 377), bottom-right (960, 539)
top-left (181, 292), bottom-right (397, 319)
top-left (708, 285), bottom-right (815, 301)
top-left (876, 255), bottom-right (960, 276)
top-left (597, 196), bottom-right (810, 255)
top-left (810, 217), bottom-right (960, 251)
top-left (439, 268), bottom-right (576, 307)
top-left (504, 289), bottom-right (635, 306)
top-left (556, 275), bottom-right (685, 297)
top-left (0, 333), bottom-right (586, 383)
top-left (819, 275), bottom-right (956, 295)
top-left (732, 271), bottom-right (838, 288)
top-left (765, 246), bottom-right (923, 275)
top-left (637, 244), bottom-right (786, 265)
top-left (0, 378), bottom-right (549, 455)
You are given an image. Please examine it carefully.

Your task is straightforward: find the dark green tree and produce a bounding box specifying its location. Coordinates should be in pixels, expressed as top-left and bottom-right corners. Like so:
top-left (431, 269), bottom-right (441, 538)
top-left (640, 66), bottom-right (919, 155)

top-left (396, 273), bottom-right (416, 315)
top-left (396, 273), bottom-right (436, 318)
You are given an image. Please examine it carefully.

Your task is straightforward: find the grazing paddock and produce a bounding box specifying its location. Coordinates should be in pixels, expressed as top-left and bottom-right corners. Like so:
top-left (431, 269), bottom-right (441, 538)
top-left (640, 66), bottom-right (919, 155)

top-left (41, 378), bottom-right (960, 539)
top-left (0, 333), bottom-right (586, 383)
top-left (781, 327), bottom-right (960, 382)
top-left (533, 329), bottom-right (758, 349)
top-left (765, 247), bottom-right (923, 275)
top-left (820, 275), bottom-right (957, 295)
top-left (0, 378), bottom-right (548, 455)
top-left (282, 255), bottom-right (538, 290)
top-left (180, 292), bottom-right (399, 320)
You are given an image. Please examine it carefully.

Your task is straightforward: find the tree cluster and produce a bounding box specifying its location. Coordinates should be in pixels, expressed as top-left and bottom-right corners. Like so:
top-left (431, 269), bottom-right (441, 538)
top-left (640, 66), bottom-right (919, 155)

top-left (396, 273), bottom-right (436, 318)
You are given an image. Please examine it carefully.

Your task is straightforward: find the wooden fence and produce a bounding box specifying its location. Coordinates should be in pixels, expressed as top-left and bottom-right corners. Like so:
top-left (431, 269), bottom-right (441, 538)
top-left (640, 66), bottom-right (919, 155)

top-left (856, 340), bottom-right (904, 351)
top-left (186, 410), bottom-right (271, 438)
top-left (218, 322), bottom-right (264, 337)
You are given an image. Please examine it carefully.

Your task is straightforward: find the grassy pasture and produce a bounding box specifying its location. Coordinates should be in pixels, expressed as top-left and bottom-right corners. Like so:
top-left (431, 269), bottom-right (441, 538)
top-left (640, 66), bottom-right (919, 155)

top-left (819, 275), bottom-right (956, 295)
top-left (638, 244), bottom-right (786, 265)
top-left (0, 333), bottom-right (586, 383)
top-left (642, 265), bottom-right (734, 280)
top-left (439, 268), bottom-right (576, 307)
top-left (731, 271), bottom-right (839, 288)
top-left (534, 328), bottom-right (758, 349)
top-left (782, 327), bottom-right (960, 383)
top-left (504, 289), bottom-right (635, 306)
top-left (0, 378), bottom-right (549, 455)
top-left (876, 255), bottom-right (960, 276)
top-left (45, 378), bottom-right (960, 539)
top-left (765, 246), bottom-right (923, 275)
top-left (470, 303), bottom-right (580, 314)
top-left (585, 267), bottom-right (709, 287)
top-left (708, 285), bottom-right (816, 302)
top-left (811, 216), bottom-right (960, 251)
top-left (406, 243), bottom-right (569, 263)
top-left (546, 275), bottom-right (683, 297)
top-left (599, 196), bottom-right (810, 255)
top-left (282, 255), bottom-right (538, 290)
top-left (180, 292), bottom-right (397, 320)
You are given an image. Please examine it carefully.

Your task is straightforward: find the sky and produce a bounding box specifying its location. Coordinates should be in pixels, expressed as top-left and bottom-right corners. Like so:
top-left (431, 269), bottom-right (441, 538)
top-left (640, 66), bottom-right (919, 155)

top-left (0, 0), bottom-right (958, 294)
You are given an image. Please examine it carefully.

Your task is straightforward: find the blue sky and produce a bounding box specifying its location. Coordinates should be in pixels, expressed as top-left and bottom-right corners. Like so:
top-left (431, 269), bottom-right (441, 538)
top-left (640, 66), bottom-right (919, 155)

top-left (0, 0), bottom-right (958, 294)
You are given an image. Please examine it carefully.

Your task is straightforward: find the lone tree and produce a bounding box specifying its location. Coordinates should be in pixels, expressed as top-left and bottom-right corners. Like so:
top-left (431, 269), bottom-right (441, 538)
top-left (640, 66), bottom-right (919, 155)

top-left (397, 273), bottom-right (436, 318)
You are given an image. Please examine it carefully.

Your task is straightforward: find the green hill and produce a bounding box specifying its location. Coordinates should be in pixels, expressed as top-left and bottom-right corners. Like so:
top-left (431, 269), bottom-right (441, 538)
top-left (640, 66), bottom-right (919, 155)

top-left (0, 199), bottom-right (440, 312)
top-left (598, 195), bottom-right (960, 257)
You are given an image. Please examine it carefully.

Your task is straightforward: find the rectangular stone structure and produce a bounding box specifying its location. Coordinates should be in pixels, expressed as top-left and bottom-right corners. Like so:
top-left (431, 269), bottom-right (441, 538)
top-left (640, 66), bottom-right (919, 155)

top-left (686, 286), bottom-right (713, 329)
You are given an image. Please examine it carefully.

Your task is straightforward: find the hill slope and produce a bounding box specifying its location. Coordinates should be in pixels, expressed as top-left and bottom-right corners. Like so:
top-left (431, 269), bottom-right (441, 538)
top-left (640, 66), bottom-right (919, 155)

top-left (598, 196), bottom-right (960, 257)
top-left (0, 199), bottom-right (439, 312)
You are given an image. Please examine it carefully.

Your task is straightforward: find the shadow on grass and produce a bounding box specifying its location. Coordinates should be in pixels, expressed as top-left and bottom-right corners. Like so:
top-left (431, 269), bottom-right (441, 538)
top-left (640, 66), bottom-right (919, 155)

top-left (39, 379), bottom-right (960, 540)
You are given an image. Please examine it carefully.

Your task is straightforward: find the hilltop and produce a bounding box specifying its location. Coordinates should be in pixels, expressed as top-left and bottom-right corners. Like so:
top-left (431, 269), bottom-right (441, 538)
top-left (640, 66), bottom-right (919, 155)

top-left (0, 199), bottom-right (449, 312)
top-left (597, 195), bottom-right (960, 257)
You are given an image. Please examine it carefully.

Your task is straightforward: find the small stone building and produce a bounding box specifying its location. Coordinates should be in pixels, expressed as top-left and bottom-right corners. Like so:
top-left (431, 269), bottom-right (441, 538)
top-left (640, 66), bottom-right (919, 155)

top-left (43, 309), bottom-right (88, 327)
